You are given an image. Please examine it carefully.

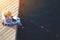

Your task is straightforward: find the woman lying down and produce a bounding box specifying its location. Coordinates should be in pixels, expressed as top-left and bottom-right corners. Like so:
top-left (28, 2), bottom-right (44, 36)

top-left (2, 10), bottom-right (23, 27)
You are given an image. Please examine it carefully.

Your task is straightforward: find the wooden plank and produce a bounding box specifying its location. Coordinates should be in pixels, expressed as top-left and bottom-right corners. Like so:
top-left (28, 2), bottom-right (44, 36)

top-left (0, 0), bottom-right (19, 40)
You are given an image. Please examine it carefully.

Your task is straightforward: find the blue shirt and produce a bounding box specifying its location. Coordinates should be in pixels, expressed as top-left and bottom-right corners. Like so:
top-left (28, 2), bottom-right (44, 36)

top-left (3, 16), bottom-right (21, 25)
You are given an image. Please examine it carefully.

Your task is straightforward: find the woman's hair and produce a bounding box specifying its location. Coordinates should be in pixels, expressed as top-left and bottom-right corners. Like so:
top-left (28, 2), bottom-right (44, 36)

top-left (2, 10), bottom-right (12, 21)
top-left (4, 10), bottom-right (11, 17)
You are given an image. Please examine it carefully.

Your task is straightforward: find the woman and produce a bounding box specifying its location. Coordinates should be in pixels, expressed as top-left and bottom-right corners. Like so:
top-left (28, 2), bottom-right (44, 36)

top-left (2, 10), bottom-right (22, 27)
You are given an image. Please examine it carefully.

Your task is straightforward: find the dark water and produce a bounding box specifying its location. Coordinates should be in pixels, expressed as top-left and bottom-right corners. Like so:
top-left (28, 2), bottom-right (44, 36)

top-left (16, 0), bottom-right (60, 40)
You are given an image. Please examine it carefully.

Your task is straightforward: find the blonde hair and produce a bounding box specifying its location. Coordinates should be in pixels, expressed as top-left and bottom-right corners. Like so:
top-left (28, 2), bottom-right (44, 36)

top-left (2, 10), bottom-right (12, 22)
top-left (4, 10), bottom-right (11, 17)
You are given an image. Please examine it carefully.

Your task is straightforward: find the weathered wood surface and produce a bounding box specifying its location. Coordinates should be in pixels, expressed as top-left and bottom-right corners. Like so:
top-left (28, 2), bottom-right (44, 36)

top-left (0, 0), bottom-right (19, 40)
